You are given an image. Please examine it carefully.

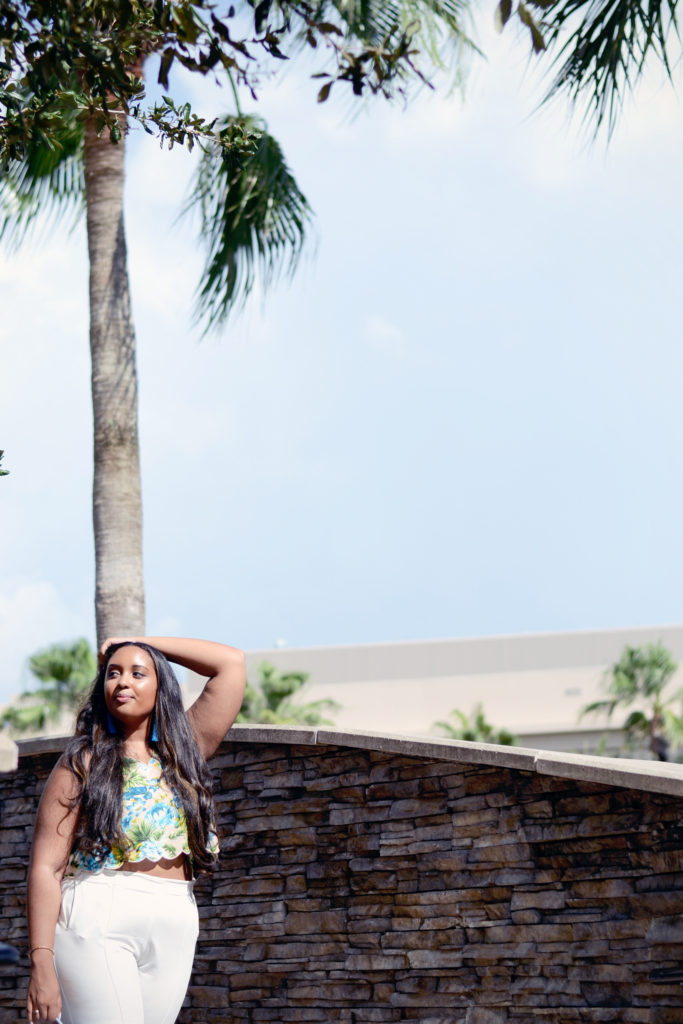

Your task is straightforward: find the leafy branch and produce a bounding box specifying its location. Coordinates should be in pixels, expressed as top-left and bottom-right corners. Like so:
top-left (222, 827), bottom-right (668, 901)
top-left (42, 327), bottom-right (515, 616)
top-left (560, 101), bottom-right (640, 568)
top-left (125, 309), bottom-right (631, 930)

top-left (0, 0), bottom-right (476, 166)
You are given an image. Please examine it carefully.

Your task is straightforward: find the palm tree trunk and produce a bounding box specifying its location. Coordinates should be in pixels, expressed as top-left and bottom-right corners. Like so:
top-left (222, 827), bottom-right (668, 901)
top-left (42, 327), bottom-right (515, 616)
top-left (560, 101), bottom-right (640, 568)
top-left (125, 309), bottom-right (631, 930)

top-left (84, 115), bottom-right (145, 643)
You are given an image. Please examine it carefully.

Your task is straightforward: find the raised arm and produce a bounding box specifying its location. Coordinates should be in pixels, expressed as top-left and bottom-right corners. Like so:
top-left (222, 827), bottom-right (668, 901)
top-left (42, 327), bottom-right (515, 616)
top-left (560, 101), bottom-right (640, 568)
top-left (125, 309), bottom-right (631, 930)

top-left (100, 636), bottom-right (246, 759)
top-left (26, 761), bottom-right (79, 1024)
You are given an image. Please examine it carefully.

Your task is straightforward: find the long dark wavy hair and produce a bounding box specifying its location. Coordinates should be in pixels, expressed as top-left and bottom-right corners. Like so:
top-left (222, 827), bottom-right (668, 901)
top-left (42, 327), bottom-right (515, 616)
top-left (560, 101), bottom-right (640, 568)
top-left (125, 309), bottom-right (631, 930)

top-left (63, 642), bottom-right (218, 876)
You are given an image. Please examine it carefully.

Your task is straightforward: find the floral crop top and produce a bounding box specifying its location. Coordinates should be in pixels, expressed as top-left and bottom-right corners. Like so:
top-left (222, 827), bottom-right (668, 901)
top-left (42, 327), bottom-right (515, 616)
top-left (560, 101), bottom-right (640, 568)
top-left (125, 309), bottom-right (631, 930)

top-left (69, 755), bottom-right (219, 873)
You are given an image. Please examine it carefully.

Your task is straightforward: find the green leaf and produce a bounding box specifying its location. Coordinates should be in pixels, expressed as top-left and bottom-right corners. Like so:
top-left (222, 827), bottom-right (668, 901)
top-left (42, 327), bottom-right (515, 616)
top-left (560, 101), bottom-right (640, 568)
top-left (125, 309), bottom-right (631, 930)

top-left (494, 0), bottom-right (514, 32)
top-left (254, 0), bottom-right (272, 34)
top-left (158, 49), bottom-right (175, 90)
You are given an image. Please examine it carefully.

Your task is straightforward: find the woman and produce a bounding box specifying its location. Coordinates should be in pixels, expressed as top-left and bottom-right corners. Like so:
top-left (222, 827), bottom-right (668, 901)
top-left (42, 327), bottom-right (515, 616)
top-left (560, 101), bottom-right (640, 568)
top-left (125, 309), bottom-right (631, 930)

top-left (26, 635), bottom-right (246, 1024)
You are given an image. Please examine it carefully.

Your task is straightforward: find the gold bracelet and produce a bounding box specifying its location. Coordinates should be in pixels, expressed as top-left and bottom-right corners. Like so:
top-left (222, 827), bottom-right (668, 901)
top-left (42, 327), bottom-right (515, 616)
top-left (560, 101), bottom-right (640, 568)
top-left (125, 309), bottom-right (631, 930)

top-left (29, 946), bottom-right (54, 956)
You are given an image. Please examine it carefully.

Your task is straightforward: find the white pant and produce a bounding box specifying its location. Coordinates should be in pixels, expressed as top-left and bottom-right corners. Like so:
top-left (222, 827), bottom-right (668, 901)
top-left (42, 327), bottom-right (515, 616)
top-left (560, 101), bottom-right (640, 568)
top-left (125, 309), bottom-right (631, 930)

top-left (54, 869), bottom-right (199, 1024)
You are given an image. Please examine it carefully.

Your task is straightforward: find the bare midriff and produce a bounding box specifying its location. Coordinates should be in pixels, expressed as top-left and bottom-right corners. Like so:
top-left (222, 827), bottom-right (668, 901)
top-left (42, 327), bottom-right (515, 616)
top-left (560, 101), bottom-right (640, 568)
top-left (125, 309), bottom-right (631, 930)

top-left (120, 853), bottom-right (192, 880)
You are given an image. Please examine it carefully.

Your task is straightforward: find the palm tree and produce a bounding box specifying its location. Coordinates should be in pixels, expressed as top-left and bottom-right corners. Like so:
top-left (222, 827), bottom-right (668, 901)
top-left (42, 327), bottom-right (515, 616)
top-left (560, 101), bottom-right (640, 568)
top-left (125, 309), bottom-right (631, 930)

top-left (435, 704), bottom-right (518, 745)
top-left (86, 108), bottom-right (146, 640)
top-left (0, 451), bottom-right (8, 477)
top-left (1, 2), bottom-right (473, 643)
top-left (581, 643), bottom-right (683, 761)
top-left (2, 82), bottom-right (311, 645)
top-left (236, 661), bottom-right (339, 726)
top-left (1, 638), bottom-right (96, 735)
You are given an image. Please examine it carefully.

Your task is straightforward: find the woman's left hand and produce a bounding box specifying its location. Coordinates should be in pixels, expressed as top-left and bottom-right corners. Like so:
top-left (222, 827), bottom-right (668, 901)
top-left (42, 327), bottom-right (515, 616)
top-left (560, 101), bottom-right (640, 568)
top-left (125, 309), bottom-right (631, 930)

top-left (98, 637), bottom-right (137, 665)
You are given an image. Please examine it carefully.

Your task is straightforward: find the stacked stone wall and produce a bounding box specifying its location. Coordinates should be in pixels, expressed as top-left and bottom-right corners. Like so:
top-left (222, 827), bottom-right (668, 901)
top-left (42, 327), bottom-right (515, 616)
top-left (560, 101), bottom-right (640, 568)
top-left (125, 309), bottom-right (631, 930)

top-left (1, 739), bottom-right (681, 1024)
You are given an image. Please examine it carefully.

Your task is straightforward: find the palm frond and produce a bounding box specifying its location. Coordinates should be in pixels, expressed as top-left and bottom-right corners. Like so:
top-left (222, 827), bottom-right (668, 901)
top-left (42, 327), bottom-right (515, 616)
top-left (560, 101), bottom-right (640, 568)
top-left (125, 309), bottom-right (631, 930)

top-left (260, 662), bottom-right (311, 710)
top-left (622, 709), bottom-right (650, 734)
top-left (182, 115), bottom-right (313, 332)
top-left (580, 642), bottom-right (683, 757)
top-left (1, 638), bottom-right (96, 735)
top-left (235, 658), bottom-right (339, 725)
top-left (579, 698), bottom-right (618, 719)
top-left (661, 706), bottom-right (683, 742)
top-left (536, 0), bottom-right (679, 134)
top-left (0, 109), bottom-right (85, 249)
top-left (434, 704), bottom-right (517, 745)
top-left (322, 0), bottom-right (474, 50)
top-left (1, 702), bottom-right (53, 733)
top-left (298, 0), bottom-right (478, 97)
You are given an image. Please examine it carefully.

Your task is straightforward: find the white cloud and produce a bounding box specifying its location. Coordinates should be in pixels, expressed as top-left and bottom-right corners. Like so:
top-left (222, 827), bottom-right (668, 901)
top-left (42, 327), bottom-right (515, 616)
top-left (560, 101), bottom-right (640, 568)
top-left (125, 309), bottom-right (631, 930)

top-left (365, 314), bottom-right (409, 358)
top-left (0, 580), bottom-right (90, 706)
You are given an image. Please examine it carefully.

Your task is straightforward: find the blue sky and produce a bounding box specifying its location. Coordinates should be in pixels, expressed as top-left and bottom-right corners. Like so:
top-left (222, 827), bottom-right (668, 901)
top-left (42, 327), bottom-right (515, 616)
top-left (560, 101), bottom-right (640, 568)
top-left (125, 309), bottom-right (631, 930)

top-left (2, 9), bottom-right (683, 703)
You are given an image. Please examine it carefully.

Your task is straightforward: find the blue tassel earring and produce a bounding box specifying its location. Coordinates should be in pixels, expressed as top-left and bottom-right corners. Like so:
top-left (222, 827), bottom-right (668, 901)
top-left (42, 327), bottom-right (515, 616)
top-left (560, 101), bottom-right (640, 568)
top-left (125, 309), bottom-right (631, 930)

top-left (150, 716), bottom-right (158, 743)
top-left (106, 711), bottom-right (117, 735)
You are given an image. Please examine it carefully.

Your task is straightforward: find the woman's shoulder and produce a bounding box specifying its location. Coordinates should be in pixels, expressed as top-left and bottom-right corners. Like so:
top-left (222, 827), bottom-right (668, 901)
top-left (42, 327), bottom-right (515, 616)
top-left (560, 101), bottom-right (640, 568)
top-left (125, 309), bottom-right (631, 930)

top-left (58, 740), bottom-right (92, 775)
top-left (38, 755), bottom-right (82, 814)
top-left (48, 742), bottom-right (95, 800)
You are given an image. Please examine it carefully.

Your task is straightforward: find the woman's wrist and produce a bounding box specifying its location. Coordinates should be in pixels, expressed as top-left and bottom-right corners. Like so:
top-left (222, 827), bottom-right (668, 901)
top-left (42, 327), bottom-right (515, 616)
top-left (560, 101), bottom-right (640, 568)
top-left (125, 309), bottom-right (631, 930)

top-left (30, 946), bottom-right (54, 959)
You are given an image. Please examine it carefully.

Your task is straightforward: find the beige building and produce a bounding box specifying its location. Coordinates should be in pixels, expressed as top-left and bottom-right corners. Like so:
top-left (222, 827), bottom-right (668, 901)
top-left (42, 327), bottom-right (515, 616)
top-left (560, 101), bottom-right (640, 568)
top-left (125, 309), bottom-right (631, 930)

top-left (199, 623), bottom-right (683, 757)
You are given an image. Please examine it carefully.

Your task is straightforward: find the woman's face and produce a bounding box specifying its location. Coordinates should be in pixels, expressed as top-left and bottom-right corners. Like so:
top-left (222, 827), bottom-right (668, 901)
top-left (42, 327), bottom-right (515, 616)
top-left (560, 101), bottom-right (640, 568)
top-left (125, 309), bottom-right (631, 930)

top-left (104, 645), bottom-right (158, 728)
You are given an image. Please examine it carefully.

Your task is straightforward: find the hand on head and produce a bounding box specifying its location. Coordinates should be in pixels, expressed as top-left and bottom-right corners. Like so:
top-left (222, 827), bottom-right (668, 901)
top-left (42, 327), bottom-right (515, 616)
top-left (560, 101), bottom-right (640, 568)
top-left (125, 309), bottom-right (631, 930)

top-left (98, 637), bottom-right (137, 665)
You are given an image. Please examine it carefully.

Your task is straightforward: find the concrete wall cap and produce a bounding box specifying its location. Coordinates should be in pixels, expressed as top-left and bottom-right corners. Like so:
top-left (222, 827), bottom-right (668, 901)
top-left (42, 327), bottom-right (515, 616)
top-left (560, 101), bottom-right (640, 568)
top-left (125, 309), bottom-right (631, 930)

top-left (15, 735), bottom-right (68, 757)
top-left (535, 749), bottom-right (683, 796)
top-left (315, 728), bottom-right (539, 772)
top-left (15, 726), bottom-right (683, 796)
top-left (226, 724), bottom-right (318, 746)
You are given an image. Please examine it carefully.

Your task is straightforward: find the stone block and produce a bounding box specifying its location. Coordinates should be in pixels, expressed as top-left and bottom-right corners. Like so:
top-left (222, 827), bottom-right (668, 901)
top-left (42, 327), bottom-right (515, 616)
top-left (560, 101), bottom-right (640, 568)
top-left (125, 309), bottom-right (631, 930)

top-left (462, 943), bottom-right (536, 963)
top-left (465, 1011), bottom-right (508, 1024)
top-left (344, 953), bottom-right (409, 971)
top-left (407, 950), bottom-right (464, 968)
top-left (347, 900), bottom-right (393, 917)
top-left (510, 890), bottom-right (566, 911)
top-left (468, 844), bottom-right (533, 865)
top-left (187, 986), bottom-right (230, 1008)
top-left (646, 915), bottom-right (683, 942)
top-left (284, 910), bottom-right (346, 935)
top-left (382, 928), bottom-right (466, 951)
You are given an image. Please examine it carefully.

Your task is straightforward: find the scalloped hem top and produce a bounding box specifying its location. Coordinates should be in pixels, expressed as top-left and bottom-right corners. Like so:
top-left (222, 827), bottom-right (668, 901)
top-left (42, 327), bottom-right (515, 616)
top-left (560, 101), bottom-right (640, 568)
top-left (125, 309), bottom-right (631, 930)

top-left (69, 755), bottom-right (218, 873)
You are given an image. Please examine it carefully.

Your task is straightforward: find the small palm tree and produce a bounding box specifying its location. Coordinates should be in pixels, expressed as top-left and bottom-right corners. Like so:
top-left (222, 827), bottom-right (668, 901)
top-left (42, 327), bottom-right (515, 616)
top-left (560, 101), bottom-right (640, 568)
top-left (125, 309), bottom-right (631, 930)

top-left (1, 638), bottom-right (96, 735)
top-left (236, 661), bottom-right (339, 726)
top-left (435, 704), bottom-right (517, 745)
top-left (581, 643), bottom-right (683, 761)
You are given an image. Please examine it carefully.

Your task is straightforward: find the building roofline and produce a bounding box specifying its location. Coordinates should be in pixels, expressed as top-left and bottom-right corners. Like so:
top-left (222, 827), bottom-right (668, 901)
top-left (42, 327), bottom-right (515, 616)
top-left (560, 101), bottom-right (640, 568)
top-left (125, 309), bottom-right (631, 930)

top-left (246, 621), bottom-right (683, 656)
top-left (242, 623), bottom-right (683, 683)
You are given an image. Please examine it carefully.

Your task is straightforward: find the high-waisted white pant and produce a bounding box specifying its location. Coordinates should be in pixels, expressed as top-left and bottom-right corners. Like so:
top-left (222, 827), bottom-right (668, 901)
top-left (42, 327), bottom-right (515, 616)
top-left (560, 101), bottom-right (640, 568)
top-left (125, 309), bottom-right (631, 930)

top-left (54, 869), bottom-right (199, 1024)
